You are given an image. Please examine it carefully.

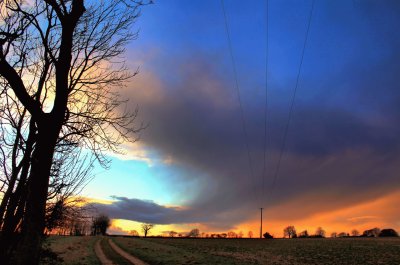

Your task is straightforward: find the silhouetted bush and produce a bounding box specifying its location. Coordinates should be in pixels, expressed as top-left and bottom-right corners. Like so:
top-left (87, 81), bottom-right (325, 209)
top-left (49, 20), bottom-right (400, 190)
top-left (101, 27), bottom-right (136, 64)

top-left (337, 232), bottom-right (349, 238)
top-left (379, 229), bottom-right (398, 237)
top-left (187, 228), bottom-right (200, 237)
top-left (298, 230), bottom-right (309, 238)
top-left (263, 232), bottom-right (273, 239)
top-left (362, 228), bottom-right (380, 237)
top-left (351, 229), bottom-right (360, 237)
top-left (315, 227), bottom-right (326, 238)
top-left (309, 235), bottom-right (324, 238)
top-left (92, 214), bottom-right (110, 235)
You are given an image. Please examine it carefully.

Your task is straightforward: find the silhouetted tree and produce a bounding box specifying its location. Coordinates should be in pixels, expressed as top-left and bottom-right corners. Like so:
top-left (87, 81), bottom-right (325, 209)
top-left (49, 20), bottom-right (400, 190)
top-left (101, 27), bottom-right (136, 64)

top-left (92, 215), bottom-right (110, 235)
top-left (187, 228), bottom-right (200, 237)
top-left (130, 230), bottom-right (139, 237)
top-left (0, 95), bottom-right (93, 237)
top-left (45, 153), bottom-right (95, 234)
top-left (0, 0), bottom-right (149, 263)
top-left (169, 231), bottom-right (177, 237)
top-left (141, 223), bottom-right (154, 237)
top-left (45, 197), bottom-right (92, 235)
top-left (379, 229), bottom-right (398, 237)
top-left (331, 232), bottom-right (337, 238)
top-left (315, 227), bottom-right (326, 238)
top-left (338, 232), bottom-right (348, 237)
top-left (263, 232), bottom-right (273, 239)
top-left (351, 229), bottom-right (360, 237)
top-left (362, 228), bottom-right (380, 237)
top-left (248, 231), bottom-right (253, 238)
top-left (52, 202), bottom-right (94, 236)
top-left (227, 231), bottom-right (236, 238)
top-left (299, 230), bottom-right (309, 238)
top-left (283, 226), bottom-right (297, 238)
top-left (1, 131), bottom-right (94, 258)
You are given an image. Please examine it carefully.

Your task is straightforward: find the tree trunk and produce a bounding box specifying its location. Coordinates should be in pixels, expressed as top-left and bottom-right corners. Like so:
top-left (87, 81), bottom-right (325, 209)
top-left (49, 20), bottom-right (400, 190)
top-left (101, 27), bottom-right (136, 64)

top-left (11, 123), bottom-right (59, 265)
top-left (0, 131), bottom-right (34, 262)
top-left (0, 111), bottom-right (31, 227)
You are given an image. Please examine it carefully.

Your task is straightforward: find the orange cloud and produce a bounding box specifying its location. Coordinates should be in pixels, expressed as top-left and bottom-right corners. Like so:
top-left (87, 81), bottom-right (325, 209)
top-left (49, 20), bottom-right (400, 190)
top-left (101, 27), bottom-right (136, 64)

top-left (89, 189), bottom-right (400, 238)
top-left (235, 189), bottom-right (400, 238)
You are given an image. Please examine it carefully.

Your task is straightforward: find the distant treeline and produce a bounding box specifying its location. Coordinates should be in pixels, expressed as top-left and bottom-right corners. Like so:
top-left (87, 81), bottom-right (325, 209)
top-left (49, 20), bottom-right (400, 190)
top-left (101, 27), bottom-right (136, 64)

top-left (277, 226), bottom-right (399, 239)
top-left (47, 212), bottom-right (399, 240)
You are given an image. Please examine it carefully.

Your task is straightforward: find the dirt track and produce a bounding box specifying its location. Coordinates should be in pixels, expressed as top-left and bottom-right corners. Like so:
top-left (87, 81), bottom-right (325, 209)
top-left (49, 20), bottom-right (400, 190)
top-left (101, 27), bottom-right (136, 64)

top-left (108, 239), bottom-right (148, 265)
top-left (95, 238), bottom-right (148, 265)
top-left (94, 239), bottom-right (115, 265)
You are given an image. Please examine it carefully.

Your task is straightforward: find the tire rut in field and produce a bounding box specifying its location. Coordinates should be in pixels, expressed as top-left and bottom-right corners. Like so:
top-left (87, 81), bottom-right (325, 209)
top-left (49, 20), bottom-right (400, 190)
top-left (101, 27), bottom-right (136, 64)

top-left (108, 239), bottom-right (149, 265)
top-left (94, 239), bottom-right (115, 265)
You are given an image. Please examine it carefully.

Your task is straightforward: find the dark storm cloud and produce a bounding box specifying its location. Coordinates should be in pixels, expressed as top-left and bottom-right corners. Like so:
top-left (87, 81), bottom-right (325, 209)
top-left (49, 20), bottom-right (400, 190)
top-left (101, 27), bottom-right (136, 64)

top-left (90, 197), bottom-right (191, 224)
top-left (97, 1), bottom-right (400, 228)
top-left (104, 50), bottom-right (400, 228)
top-left (90, 196), bottom-right (253, 229)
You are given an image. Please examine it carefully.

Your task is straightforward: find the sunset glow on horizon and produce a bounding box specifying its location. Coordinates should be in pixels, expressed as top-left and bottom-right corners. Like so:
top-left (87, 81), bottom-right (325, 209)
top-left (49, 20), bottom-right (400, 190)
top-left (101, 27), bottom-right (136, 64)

top-left (87, 188), bottom-right (400, 238)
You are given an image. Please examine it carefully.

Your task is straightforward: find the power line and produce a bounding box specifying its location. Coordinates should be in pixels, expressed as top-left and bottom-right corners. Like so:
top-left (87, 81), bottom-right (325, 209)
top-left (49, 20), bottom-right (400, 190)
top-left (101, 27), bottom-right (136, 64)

top-left (261, 0), bottom-right (269, 207)
top-left (265, 0), bottom-right (315, 203)
top-left (220, 0), bottom-right (259, 203)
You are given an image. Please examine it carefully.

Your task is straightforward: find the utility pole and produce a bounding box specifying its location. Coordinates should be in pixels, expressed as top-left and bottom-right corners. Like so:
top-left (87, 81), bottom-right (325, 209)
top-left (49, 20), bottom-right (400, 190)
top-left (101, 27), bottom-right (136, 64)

top-left (260, 208), bottom-right (263, 238)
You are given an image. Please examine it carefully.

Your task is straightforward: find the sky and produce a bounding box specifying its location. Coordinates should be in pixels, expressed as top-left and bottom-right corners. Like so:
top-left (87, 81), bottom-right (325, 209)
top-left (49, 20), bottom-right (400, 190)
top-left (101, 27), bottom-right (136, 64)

top-left (83, 0), bottom-right (400, 237)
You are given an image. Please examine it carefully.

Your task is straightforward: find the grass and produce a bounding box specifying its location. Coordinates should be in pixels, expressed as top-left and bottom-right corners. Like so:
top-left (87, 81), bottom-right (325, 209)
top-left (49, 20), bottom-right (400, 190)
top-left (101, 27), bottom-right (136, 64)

top-left (43, 235), bottom-right (100, 265)
top-left (45, 236), bottom-right (400, 265)
top-left (112, 237), bottom-right (400, 265)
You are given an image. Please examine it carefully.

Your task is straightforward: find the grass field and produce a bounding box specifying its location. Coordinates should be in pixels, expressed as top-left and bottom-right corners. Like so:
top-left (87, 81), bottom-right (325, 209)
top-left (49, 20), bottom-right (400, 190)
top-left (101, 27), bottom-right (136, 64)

top-left (44, 236), bottom-right (100, 265)
top-left (45, 236), bottom-right (400, 265)
top-left (112, 237), bottom-right (400, 265)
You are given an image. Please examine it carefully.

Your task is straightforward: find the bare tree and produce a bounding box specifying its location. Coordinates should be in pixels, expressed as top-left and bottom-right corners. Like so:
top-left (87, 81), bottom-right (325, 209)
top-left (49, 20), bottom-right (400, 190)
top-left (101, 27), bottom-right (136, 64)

top-left (169, 230), bottom-right (177, 237)
top-left (362, 228), bottom-right (380, 237)
top-left (45, 150), bottom-right (95, 233)
top-left (227, 231), bottom-right (236, 238)
top-left (315, 227), bottom-right (326, 238)
top-left (0, 1), bottom-right (149, 263)
top-left (351, 229), bottom-right (360, 237)
top-left (283, 226), bottom-right (297, 238)
top-left (130, 230), bottom-right (139, 236)
top-left (51, 201), bottom-right (95, 236)
top-left (0, 101), bottom-right (94, 255)
top-left (187, 228), bottom-right (200, 238)
top-left (0, 96), bottom-right (36, 237)
top-left (299, 230), bottom-right (309, 238)
top-left (92, 214), bottom-right (110, 235)
top-left (141, 223), bottom-right (154, 237)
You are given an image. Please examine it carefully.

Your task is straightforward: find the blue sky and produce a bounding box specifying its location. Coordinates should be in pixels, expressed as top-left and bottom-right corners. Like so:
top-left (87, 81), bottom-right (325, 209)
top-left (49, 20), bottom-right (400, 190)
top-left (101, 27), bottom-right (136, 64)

top-left (85, 0), bottom-right (400, 235)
